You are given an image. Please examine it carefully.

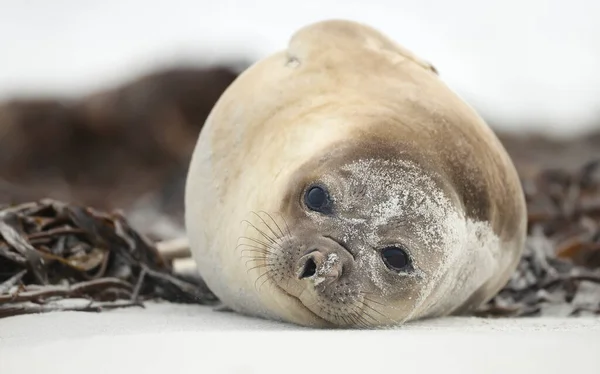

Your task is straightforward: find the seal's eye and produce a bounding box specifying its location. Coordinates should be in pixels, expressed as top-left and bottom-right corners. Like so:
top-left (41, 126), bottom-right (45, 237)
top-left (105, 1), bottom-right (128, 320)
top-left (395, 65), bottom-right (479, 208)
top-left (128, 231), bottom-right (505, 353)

top-left (381, 246), bottom-right (410, 271)
top-left (304, 185), bottom-right (331, 213)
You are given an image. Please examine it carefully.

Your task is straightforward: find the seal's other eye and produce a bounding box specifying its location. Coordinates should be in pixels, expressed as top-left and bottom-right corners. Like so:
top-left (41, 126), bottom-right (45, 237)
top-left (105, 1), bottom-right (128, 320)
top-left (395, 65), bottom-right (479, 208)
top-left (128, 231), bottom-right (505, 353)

top-left (304, 185), bottom-right (331, 213)
top-left (381, 246), bottom-right (410, 271)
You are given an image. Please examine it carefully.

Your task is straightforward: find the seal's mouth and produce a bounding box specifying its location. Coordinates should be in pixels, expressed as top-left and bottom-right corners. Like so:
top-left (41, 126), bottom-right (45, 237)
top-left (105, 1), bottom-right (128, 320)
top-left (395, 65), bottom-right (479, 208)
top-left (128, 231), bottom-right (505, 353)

top-left (276, 285), bottom-right (335, 327)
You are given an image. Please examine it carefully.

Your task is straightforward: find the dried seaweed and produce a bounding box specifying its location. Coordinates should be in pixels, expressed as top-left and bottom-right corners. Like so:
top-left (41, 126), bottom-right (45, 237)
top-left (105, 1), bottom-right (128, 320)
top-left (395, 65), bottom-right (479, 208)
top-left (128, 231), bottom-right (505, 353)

top-left (477, 159), bottom-right (600, 317)
top-left (0, 199), bottom-right (217, 318)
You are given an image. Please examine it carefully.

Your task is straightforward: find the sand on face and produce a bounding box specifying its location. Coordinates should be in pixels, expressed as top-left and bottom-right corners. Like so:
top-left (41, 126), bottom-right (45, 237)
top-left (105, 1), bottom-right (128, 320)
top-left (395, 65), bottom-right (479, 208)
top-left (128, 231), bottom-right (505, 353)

top-left (1, 302), bottom-right (599, 374)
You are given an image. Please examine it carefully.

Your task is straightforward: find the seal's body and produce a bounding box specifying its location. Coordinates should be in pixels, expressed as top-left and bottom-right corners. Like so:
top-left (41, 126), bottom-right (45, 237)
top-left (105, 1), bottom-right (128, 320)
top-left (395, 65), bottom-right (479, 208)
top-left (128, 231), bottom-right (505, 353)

top-left (184, 19), bottom-right (527, 328)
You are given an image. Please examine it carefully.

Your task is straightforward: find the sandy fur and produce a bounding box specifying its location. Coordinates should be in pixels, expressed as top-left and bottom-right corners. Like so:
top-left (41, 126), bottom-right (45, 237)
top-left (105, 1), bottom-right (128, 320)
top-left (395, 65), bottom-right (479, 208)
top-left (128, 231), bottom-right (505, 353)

top-left (184, 19), bottom-right (526, 327)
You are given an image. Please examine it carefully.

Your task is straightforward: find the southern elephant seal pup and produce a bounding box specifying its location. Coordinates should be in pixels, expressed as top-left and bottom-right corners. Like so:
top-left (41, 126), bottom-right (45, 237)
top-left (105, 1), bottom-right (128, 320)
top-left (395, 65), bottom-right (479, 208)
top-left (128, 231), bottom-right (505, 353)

top-left (184, 19), bottom-right (527, 328)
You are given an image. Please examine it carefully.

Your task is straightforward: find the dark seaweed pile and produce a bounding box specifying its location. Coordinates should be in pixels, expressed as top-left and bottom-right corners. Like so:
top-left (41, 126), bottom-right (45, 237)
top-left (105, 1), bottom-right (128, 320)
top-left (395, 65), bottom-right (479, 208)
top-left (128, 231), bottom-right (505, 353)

top-left (0, 199), bottom-right (217, 319)
top-left (477, 159), bottom-right (600, 317)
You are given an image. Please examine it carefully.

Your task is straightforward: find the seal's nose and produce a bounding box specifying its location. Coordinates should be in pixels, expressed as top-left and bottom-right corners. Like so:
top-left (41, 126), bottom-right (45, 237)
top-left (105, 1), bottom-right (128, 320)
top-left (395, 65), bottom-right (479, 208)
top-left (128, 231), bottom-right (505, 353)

top-left (297, 250), bottom-right (342, 284)
top-left (299, 256), bottom-right (317, 279)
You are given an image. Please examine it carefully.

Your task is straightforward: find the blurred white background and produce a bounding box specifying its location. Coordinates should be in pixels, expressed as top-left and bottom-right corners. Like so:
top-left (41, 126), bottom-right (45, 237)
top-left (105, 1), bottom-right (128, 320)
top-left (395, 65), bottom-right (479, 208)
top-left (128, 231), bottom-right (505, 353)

top-left (1, 0), bottom-right (599, 135)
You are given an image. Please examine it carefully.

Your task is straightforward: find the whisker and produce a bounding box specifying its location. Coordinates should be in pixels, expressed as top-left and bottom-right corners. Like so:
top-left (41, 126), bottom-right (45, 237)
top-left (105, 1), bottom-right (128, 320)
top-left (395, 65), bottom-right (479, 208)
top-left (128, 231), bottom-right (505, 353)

top-left (251, 211), bottom-right (283, 241)
top-left (359, 305), bottom-right (383, 326)
top-left (340, 314), bottom-right (354, 328)
top-left (258, 211), bottom-right (286, 239)
top-left (238, 236), bottom-right (276, 250)
top-left (351, 312), bottom-right (370, 329)
top-left (240, 249), bottom-right (270, 257)
top-left (258, 270), bottom-right (277, 291)
top-left (349, 307), bottom-right (369, 329)
top-left (236, 245), bottom-right (277, 258)
top-left (235, 242), bottom-right (276, 265)
top-left (277, 212), bottom-right (293, 237)
top-left (236, 242), bottom-right (269, 250)
top-left (361, 294), bottom-right (391, 308)
top-left (235, 237), bottom-right (266, 256)
top-left (246, 263), bottom-right (272, 273)
top-left (337, 311), bottom-right (353, 328)
top-left (254, 268), bottom-right (277, 291)
top-left (324, 309), bottom-right (349, 328)
top-left (238, 244), bottom-right (274, 253)
top-left (241, 254), bottom-right (273, 261)
top-left (241, 220), bottom-right (278, 245)
top-left (241, 253), bottom-right (267, 259)
top-left (362, 298), bottom-right (390, 318)
top-left (241, 256), bottom-right (270, 264)
top-left (363, 297), bottom-right (397, 324)
top-left (357, 314), bottom-right (373, 328)
top-left (348, 305), bottom-right (371, 328)
top-left (244, 259), bottom-right (263, 267)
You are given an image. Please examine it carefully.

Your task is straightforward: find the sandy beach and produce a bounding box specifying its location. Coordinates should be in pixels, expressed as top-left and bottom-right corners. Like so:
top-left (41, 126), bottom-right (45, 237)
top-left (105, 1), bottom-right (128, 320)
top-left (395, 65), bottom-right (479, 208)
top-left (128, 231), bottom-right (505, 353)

top-left (1, 302), bottom-right (600, 374)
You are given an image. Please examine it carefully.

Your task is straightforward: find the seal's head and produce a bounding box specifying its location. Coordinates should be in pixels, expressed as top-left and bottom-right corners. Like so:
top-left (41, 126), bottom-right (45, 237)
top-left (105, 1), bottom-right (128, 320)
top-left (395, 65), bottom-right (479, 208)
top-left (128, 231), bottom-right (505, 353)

top-left (240, 136), bottom-right (504, 328)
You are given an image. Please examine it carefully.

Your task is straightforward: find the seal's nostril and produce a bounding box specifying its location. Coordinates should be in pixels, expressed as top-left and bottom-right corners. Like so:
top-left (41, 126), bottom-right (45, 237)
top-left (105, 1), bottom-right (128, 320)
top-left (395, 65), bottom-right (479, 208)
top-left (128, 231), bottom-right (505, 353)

top-left (300, 257), bottom-right (317, 279)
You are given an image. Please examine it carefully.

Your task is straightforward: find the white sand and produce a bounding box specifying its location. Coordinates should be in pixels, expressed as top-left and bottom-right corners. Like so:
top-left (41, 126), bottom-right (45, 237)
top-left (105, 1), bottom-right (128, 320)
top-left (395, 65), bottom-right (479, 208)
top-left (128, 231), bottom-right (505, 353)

top-left (1, 301), bottom-right (599, 374)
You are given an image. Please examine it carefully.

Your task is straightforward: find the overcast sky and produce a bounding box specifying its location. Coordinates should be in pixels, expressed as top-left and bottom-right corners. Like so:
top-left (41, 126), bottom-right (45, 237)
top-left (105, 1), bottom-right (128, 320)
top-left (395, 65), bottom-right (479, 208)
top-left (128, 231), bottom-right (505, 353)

top-left (1, 0), bottom-right (599, 134)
